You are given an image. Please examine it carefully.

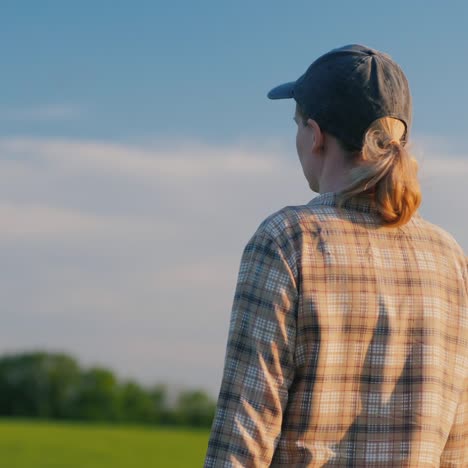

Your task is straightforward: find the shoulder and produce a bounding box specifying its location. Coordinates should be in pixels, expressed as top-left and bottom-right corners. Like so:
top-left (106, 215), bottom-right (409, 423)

top-left (253, 203), bottom-right (322, 242)
top-left (241, 203), bottom-right (320, 279)
top-left (410, 214), bottom-right (467, 278)
top-left (412, 214), bottom-right (465, 257)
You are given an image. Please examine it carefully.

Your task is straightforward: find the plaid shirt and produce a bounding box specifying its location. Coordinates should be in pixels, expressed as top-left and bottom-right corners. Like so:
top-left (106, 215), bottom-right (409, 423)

top-left (204, 191), bottom-right (468, 467)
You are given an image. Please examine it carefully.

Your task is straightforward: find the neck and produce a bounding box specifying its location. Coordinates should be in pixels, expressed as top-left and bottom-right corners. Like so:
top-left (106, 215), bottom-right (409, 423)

top-left (318, 149), bottom-right (354, 194)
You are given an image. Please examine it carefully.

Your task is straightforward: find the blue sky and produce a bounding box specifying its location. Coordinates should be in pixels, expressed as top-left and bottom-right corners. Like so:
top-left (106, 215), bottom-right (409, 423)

top-left (2, 1), bottom-right (468, 143)
top-left (1, 1), bottom-right (467, 397)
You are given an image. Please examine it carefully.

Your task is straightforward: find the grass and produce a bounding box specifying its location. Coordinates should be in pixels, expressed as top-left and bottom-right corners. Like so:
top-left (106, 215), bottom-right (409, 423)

top-left (0, 418), bottom-right (210, 467)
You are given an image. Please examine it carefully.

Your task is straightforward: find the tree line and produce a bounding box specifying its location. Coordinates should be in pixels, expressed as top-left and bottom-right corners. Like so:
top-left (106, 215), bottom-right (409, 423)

top-left (0, 351), bottom-right (217, 428)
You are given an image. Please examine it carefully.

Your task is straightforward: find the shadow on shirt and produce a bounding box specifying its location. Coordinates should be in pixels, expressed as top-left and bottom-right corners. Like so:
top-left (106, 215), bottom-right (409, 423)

top-left (287, 296), bottom-right (422, 465)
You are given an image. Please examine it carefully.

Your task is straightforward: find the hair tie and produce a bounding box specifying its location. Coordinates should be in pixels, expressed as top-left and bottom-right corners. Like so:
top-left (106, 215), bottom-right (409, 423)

top-left (389, 139), bottom-right (400, 146)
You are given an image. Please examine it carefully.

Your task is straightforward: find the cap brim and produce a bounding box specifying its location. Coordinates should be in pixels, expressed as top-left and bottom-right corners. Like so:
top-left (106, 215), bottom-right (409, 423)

top-left (267, 81), bottom-right (295, 99)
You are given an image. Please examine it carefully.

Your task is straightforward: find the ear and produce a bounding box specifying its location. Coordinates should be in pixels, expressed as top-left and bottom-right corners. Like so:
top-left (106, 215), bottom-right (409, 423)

top-left (306, 118), bottom-right (325, 153)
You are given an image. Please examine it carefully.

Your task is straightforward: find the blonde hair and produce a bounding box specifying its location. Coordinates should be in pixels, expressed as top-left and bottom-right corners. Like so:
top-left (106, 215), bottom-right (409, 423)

top-left (336, 117), bottom-right (422, 228)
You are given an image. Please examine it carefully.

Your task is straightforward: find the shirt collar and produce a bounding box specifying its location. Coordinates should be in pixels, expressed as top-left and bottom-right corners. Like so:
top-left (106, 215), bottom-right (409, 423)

top-left (307, 191), bottom-right (380, 214)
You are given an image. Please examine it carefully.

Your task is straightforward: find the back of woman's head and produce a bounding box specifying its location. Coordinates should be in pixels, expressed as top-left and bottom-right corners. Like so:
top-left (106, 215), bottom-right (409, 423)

top-left (337, 116), bottom-right (422, 228)
top-left (296, 104), bottom-right (421, 228)
top-left (270, 44), bottom-right (421, 228)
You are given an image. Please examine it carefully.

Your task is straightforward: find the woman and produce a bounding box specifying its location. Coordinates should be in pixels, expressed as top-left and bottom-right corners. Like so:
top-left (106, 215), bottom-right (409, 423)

top-left (204, 44), bottom-right (467, 467)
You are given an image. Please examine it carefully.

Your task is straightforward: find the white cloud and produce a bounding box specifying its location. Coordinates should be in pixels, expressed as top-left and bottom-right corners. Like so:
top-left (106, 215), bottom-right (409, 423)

top-left (0, 137), bottom-right (282, 180)
top-left (0, 201), bottom-right (176, 241)
top-left (0, 135), bottom-right (466, 397)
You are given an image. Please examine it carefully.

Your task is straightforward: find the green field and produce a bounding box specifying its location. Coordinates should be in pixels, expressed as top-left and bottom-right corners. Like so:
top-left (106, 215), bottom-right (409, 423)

top-left (0, 418), bottom-right (210, 467)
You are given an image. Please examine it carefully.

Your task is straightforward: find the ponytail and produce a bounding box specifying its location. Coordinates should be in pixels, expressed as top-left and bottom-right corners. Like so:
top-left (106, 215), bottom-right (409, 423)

top-left (336, 117), bottom-right (422, 228)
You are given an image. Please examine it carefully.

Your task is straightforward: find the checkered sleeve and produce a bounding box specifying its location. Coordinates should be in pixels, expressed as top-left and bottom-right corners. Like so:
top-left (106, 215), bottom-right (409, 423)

top-left (204, 228), bottom-right (298, 467)
top-left (440, 257), bottom-right (468, 467)
top-left (439, 379), bottom-right (468, 467)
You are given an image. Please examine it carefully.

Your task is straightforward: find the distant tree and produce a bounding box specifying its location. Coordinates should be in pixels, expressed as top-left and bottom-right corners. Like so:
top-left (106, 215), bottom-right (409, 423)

top-left (0, 351), bottom-right (81, 418)
top-left (173, 389), bottom-right (216, 427)
top-left (120, 379), bottom-right (155, 423)
top-left (42, 353), bottom-right (82, 419)
top-left (68, 367), bottom-right (122, 422)
top-left (148, 383), bottom-right (169, 424)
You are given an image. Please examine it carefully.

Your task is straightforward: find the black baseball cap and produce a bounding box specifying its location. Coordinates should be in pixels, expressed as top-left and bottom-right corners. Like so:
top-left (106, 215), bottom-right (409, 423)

top-left (267, 44), bottom-right (412, 150)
